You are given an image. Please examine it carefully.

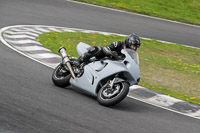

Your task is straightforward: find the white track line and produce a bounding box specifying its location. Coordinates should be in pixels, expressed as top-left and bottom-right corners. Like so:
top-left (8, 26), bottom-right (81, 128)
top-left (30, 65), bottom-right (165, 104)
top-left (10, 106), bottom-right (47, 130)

top-left (127, 95), bottom-right (200, 120)
top-left (7, 39), bottom-right (41, 45)
top-left (129, 85), bottom-right (144, 91)
top-left (33, 53), bottom-right (61, 59)
top-left (61, 29), bottom-right (76, 32)
top-left (35, 27), bottom-right (51, 33)
top-left (1, 25), bottom-right (200, 120)
top-left (190, 110), bottom-right (200, 117)
top-left (7, 28), bottom-right (29, 32)
top-left (65, 1), bottom-right (200, 50)
top-left (10, 28), bottom-right (42, 34)
top-left (0, 27), bottom-right (55, 69)
top-left (4, 24), bottom-right (200, 49)
top-left (20, 27), bottom-right (43, 34)
top-left (48, 27), bottom-right (62, 32)
top-left (145, 94), bottom-right (183, 107)
top-left (14, 45), bottom-right (49, 51)
top-left (3, 34), bottom-right (36, 40)
top-left (66, 0), bottom-right (200, 28)
top-left (82, 30), bottom-right (112, 35)
top-left (4, 30), bottom-right (39, 37)
top-left (44, 62), bottom-right (60, 69)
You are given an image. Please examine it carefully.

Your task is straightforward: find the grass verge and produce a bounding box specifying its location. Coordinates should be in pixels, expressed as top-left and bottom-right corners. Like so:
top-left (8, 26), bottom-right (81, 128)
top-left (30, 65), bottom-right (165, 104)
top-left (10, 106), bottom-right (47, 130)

top-left (36, 32), bottom-right (200, 105)
top-left (74, 0), bottom-right (200, 25)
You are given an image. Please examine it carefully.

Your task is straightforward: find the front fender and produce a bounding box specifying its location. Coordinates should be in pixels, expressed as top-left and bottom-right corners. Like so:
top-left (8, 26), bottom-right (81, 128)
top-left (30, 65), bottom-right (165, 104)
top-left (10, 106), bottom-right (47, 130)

top-left (113, 77), bottom-right (126, 84)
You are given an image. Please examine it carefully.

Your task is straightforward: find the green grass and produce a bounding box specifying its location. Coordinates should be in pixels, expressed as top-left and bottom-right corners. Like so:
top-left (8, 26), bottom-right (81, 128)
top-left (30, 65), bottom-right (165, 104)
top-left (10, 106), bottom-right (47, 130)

top-left (36, 32), bottom-right (200, 105)
top-left (74, 0), bottom-right (200, 25)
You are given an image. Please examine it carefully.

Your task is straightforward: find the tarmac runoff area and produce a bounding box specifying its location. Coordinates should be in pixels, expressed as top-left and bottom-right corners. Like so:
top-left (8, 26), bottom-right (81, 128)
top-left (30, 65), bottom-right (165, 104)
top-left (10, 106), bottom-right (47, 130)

top-left (1, 25), bottom-right (200, 120)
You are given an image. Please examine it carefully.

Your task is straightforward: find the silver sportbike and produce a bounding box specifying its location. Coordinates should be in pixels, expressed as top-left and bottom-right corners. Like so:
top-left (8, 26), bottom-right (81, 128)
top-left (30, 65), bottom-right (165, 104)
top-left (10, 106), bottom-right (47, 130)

top-left (52, 42), bottom-right (140, 106)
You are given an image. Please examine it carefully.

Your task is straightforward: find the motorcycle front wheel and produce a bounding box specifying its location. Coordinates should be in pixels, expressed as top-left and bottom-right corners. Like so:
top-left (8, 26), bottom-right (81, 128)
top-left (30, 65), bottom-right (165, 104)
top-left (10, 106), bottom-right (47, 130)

top-left (52, 63), bottom-right (71, 87)
top-left (97, 81), bottom-right (129, 106)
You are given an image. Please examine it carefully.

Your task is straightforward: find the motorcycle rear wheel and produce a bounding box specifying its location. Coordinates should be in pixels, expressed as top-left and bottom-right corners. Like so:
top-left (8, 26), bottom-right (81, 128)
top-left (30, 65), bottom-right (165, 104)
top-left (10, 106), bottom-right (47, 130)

top-left (97, 81), bottom-right (129, 106)
top-left (52, 64), bottom-right (71, 87)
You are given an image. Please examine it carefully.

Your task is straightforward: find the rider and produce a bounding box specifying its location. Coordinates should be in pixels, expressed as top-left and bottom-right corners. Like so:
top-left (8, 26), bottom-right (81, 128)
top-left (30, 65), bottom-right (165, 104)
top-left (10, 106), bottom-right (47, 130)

top-left (73, 33), bottom-right (141, 66)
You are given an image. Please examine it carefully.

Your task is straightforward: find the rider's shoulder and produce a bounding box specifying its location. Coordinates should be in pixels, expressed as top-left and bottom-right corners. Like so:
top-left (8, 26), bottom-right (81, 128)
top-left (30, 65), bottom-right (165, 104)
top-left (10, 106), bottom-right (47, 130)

top-left (111, 41), bottom-right (123, 47)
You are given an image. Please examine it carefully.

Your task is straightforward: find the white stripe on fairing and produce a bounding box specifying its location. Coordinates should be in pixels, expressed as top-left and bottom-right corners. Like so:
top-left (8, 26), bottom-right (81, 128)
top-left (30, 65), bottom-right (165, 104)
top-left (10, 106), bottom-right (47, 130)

top-left (35, 27), bottom-right (51, 33)
top-left (3, 34), bottom-right (35, 40)
top-left (6, 39), bottom-right (41, 45)
top-left (4, 31), bottom-right (39, 36)
top-left (33, 53), bottom-right (61, 59)
top-left (47, 27), bottom-right (62, 32)
top-left (145, 94), bottom-right (183, 107)
top-left (14, 45), bottom-right (50, 51)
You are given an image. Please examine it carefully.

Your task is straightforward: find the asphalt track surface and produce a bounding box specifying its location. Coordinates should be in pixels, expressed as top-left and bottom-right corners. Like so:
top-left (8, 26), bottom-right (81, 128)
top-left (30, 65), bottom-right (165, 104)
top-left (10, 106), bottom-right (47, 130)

top-left (0, 0), bottom-right (200, 133)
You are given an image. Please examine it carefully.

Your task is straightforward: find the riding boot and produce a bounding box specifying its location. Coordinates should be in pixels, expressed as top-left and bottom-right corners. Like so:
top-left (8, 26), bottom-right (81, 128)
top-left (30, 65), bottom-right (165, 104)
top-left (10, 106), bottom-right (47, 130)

top-left (73, 52), bottom-right (91, 66)
top-left (73, 50), bottom-right (94, 66)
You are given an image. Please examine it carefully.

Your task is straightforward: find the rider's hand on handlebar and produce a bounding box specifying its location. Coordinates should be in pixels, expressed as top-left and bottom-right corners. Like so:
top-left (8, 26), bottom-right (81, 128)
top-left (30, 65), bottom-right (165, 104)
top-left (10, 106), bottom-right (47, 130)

top-left (111, 51), bottom-right (119, 59)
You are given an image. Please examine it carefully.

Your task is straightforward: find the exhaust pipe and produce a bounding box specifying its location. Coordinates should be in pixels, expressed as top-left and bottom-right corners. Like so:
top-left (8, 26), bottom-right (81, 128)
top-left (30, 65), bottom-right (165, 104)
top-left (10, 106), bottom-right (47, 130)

top-left (58, 47), bottom-right (76, 79)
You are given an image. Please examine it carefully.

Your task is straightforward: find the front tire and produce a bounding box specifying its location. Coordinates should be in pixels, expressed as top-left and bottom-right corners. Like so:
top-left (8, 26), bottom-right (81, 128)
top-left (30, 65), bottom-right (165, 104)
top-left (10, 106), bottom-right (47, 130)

top-left (97, 82), bottom-right (129, 106)
top-left (52, 64), bottom-right (71, 87)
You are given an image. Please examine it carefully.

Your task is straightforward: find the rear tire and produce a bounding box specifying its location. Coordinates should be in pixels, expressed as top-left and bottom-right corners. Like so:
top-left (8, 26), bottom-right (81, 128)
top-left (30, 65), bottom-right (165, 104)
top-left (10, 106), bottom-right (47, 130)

top-left (52, 64), bottom-right (71, 87)
top-left (97, 81), bottom-right (129, 106)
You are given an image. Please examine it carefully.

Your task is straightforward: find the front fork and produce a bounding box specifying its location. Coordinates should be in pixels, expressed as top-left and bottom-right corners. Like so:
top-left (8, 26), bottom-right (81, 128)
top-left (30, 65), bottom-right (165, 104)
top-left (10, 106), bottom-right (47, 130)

top-left (109, 78), bottom-right (116, 89)
top-left (108, 76), bottom-right (126, 89)
top-left (59, 47), bottom-right (76, 79)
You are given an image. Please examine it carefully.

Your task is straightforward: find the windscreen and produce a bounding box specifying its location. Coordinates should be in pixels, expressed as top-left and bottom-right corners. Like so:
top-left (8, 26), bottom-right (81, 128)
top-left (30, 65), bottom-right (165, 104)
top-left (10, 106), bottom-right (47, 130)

top-left (126, 49), bottom-right (139, 65)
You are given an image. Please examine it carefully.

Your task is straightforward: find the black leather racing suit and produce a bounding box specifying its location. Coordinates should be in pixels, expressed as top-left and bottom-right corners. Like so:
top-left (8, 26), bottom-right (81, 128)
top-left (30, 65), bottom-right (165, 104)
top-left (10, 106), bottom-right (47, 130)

top-left (75, 41), bottom-right (125, 65)
top-left (102, 41), bottom-right (125, 59)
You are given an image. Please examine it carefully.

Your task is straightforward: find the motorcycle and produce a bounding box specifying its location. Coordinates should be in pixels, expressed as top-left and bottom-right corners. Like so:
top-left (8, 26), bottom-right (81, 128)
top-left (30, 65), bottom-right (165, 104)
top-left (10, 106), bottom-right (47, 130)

top-left (52, 42), bottom-right (140, 106)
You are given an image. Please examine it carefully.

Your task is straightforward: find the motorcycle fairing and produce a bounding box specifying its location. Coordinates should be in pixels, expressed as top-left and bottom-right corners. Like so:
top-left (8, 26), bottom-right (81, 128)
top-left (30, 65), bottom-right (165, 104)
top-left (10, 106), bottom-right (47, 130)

top-left (70, 59), bottom-right (138, 96)
top-left (69, 42), bottom-right (140, 96)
